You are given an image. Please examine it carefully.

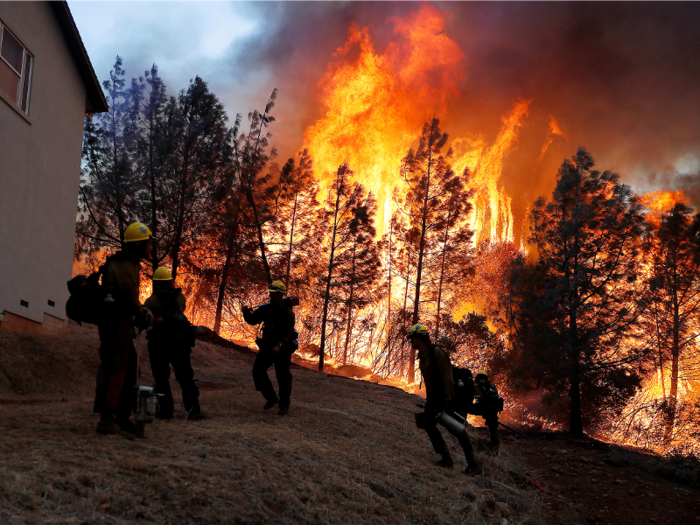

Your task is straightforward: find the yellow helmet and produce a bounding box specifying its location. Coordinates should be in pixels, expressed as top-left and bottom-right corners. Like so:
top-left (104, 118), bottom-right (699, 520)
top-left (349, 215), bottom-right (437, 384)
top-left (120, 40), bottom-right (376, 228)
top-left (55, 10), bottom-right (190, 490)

top-left (476, 370), bottom-right (488, 379)
top-left (408, 323), bottom-right (429, 338)
top-left (269, 280), bottom-right (286, 294)
top-left (124, 222), bottom-right (152, 243)
top-left (152, 267), bottom-right (173, 281)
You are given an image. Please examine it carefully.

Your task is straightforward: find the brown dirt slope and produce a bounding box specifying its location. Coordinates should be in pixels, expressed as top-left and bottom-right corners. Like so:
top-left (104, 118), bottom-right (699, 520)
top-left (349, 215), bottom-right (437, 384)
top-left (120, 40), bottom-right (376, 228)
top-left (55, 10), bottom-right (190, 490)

top-left (0, 324), bottom-right (697, 525)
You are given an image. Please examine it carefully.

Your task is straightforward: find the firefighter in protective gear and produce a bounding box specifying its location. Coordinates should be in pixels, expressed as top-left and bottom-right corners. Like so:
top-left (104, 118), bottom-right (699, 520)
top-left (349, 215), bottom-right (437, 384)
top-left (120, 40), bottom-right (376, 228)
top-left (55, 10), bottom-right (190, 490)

top-left (468, 370), bottom-right (501, 452)
top-left (242, 281), bottom-right (296, 415)
top-left (409, 324), bottom-right (482, 475)
top-left (94, 222), bottom-right (154, 438)
top-left (144, 267), bottom-right (203, 420)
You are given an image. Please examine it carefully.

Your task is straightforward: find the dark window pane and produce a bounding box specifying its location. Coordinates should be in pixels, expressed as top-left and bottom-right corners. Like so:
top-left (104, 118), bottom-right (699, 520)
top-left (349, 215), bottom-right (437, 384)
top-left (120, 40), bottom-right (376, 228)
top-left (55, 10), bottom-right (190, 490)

top-left (1, 28), bottom-right (24, 73)
top-left (21, 53), bottom-right (31, 111)
top-left (0, 57), bottom-right (19, 101)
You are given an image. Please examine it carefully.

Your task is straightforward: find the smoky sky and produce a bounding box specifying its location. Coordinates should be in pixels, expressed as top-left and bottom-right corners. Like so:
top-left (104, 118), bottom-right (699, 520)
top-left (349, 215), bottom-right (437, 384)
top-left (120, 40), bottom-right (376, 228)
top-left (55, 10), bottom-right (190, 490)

top-left (71, 2), bottom-right (700, 213)
top-left (236, 1), bottom-right (700, 220)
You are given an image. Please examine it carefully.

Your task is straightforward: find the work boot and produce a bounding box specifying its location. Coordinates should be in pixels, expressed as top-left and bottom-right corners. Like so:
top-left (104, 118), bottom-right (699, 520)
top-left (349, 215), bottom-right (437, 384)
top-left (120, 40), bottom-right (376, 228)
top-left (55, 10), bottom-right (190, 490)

top-left (264, 399), bottom-right (279, 410)
top-left (278, 406), bottom-right (289, 416)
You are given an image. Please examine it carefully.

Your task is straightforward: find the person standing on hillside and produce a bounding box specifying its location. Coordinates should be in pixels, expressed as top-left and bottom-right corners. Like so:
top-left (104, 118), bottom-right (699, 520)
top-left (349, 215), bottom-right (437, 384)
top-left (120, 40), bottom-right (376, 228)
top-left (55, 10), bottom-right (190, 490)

top-left (242, 281), bottom-right (297, 415)
top-left (144, 267), bottom-right (203, 421)
top-left (468, 370), bottom-right (501, 452)
top-left (94, 222), bottom-right (154, 438)
top-left (409, 324), bottom-right (482, 475)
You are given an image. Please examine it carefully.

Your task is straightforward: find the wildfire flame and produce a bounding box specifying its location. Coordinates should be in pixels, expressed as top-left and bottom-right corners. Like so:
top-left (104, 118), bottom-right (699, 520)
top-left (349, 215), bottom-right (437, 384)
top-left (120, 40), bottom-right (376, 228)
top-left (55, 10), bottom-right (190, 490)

top-left (304, 5), bottom-right (528, 245)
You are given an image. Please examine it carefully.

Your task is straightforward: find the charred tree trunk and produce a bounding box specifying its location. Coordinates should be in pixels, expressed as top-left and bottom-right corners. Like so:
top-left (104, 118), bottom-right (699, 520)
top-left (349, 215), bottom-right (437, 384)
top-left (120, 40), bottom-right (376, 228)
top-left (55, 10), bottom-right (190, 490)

top-left (319, 168), bottom-right (345, 372)
top-left (170, 159), bottom-right (189, 279)
top-left (434, 219), bottom-right (451, 337)
top-left (342, 242), bottom-right (357, 365)
top-left (285, 194), bottom-right (299, 287)
top-left (387, 219), bottom-right (393, 329)
top-left (409, 150), bottom-right (433, 383)
top-left (213, 228), bottom-right (237, 335)
top-left (653, 301), bottom-right (667, 398)
top-left (664, 285), bottom-right (681, 441)
top-left (247, 189), bottom-right (273, 284)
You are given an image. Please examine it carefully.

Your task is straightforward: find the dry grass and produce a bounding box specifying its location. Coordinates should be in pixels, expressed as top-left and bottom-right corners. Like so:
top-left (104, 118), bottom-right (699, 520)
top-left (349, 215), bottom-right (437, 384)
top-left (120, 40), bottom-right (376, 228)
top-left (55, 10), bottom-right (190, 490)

top-left (0, 324), bottom-right (545, 524)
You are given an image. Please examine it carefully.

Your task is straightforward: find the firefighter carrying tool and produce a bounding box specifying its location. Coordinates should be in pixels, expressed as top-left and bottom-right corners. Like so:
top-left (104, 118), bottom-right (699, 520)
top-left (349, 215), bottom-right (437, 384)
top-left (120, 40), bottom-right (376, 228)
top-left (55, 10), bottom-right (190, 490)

top-left (242, 281), bottom-right (298, 416)
top-left (144, 267), bottom-right (203, 421)
top-left (409, 324), bottom-right (483, 475)
top-left (94, 222), bottom-right (154, 439)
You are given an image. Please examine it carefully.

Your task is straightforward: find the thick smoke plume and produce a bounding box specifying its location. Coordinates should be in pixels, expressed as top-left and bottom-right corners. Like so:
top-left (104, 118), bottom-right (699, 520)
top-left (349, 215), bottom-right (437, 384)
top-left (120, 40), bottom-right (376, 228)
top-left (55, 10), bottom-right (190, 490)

top-left (227, 2), bottom-right (700, 237)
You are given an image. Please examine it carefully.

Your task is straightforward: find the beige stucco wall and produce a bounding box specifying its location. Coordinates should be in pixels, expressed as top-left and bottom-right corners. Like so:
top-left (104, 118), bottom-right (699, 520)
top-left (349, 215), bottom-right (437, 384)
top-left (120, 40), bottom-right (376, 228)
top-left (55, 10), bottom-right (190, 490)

top-left (0, 2), bottom-right (87, 326)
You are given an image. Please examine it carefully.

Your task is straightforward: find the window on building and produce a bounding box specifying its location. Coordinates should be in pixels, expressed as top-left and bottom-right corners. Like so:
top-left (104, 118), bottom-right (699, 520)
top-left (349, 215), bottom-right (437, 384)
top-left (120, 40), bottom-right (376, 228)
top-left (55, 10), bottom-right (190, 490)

top-left (0, 23), bottom-right (32, 114)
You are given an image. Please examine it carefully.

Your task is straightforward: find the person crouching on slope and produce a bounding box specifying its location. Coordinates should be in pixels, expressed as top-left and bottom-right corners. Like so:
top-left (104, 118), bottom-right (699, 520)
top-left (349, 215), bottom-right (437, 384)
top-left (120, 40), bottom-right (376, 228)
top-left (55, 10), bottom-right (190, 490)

top-left (144, 267), bottom-right (203, 421)
top-left (95, 222), bottom-right (154, 439)
top-left (242, 281), bottom-right (296, 415)
top-left (410, 324), bottom-right (482, 475)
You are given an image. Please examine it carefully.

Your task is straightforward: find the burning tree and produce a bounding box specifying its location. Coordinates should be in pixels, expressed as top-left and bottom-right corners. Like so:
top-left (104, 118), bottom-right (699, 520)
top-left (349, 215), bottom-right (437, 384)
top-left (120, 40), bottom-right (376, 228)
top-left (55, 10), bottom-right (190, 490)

top-left (227, 90), bottom-right (285, 284)
top-left (315, 163), bottom-right (379, 371)
top-left (374, 208), bottom-right (413, 378)
top-left (397, 117), bottom-right (466, 382)
top-left (645, 203), bottom-right (700, 439)
top-left (507, 148), bottom-right (650, 436)
top-left (277, 149), bottom-right (321, 293)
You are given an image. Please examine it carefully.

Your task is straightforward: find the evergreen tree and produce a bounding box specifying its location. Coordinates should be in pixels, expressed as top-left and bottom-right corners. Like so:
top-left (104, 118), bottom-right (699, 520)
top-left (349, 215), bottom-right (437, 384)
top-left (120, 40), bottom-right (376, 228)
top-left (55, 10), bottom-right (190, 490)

top-left (165, 76), bottom-right (229, 279)
top-left (278, 149), bottom-right (319, 291)
top-left (229, 90), bottom-right (282, 284)
top-left (397, 117), bottom-right (464, 382)
top-left (316, 163), bottom-right (376, 371)
top-left (508, 148), bottom-right (650, 435)
top-left (334, 195), bottom-right (382, 365)
top-left (128, 64), bottom-right (172, 273)
top-left (76, 56), bottom-right (139, 258)
top-left (645, 203), bottom-right (700, 439)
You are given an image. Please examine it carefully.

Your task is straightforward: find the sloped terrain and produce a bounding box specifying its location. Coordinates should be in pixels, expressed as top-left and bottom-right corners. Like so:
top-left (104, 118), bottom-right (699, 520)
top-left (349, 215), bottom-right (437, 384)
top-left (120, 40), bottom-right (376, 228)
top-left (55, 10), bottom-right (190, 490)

top-left (0, 324), bottom-right (697, 525)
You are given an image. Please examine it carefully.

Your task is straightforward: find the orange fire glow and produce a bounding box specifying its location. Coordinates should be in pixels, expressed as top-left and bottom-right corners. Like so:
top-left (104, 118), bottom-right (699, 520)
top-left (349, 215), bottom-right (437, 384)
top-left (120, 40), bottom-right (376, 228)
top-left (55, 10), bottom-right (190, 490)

top-left (642, 190), bottom-right (689, 214)
top-left (304, 6), bottom-right (533, 245)
top-left (538, 114), bottom-right (567, 161)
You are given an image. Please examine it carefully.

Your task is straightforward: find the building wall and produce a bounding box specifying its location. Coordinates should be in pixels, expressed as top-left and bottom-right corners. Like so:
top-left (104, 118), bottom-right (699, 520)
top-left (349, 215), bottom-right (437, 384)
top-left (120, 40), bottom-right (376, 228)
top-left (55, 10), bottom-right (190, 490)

top-left (0, 2), bottom-right (87, 328)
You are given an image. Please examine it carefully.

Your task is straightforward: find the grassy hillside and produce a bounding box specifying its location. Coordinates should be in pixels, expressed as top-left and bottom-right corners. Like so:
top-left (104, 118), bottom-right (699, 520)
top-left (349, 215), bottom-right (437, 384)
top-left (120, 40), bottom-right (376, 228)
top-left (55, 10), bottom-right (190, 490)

top-left (0, 323), bottom-right (546, 525)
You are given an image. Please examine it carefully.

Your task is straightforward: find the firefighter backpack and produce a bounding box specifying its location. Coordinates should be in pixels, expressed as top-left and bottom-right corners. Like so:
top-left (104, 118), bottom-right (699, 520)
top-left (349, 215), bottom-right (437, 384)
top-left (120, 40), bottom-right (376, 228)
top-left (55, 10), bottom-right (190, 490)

top-left (452, 366), bottom-right (475, 417)
top-left (65, 257), bottom-right (113, 325)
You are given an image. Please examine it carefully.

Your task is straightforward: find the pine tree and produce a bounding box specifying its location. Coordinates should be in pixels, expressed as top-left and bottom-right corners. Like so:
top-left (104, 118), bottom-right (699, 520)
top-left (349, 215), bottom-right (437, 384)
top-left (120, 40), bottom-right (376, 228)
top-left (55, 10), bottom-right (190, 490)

top-left (165, 76), bottom-right (229, 279)
top-left (278, 149), bottom-right (320, 291)
top-left (76, 56), bottom-right (139, 259)
top-left (128, 64), bottom-right (172, 274)
top-left (508, 147), bottom-right (650, 436)
top-left (334, 195), bottom-right (382, 365)
top-left (397, 117), bottom-right (464, 382)
top-left (316, 163), bottom-right (377, 371)
top-left (229, 90), bottom-right (282, 284)
top-left (645, 203), bottom-right (700, 439)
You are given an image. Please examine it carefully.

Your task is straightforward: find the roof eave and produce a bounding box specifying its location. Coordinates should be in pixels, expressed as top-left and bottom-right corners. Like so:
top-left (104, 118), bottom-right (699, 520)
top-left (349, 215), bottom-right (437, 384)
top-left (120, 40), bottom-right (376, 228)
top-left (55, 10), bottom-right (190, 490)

top-left (49, 1), bottom-right (108, 114)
